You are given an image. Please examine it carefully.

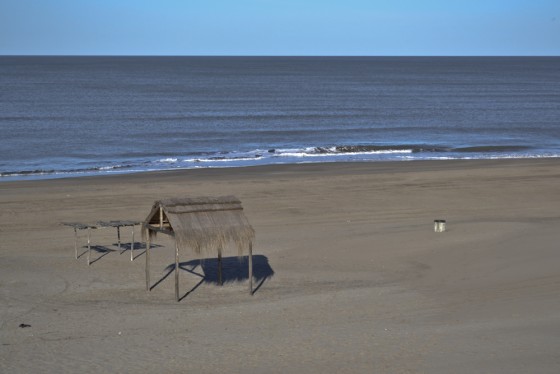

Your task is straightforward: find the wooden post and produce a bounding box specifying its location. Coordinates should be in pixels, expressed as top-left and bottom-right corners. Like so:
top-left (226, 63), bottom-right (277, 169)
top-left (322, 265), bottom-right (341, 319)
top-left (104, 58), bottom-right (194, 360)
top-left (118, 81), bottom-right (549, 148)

top-left (130, 225), bottom-right (135, 261)
top-left (217, 248), bottom-right (223, 286)
top-left (248, 241), bottom-right (253, 295)
top-left (87, 227), bottom-right (91, 266)
top-left (175, 242), bottom-right (180, 302)
top-left (145, 227), bottom-right (150, 291)
top-left (159, 207), bottom-right (164, 229)
top-left (117, 226), bottom-right (121, 253)
top-left (74, 228), bottom-right (78, 260)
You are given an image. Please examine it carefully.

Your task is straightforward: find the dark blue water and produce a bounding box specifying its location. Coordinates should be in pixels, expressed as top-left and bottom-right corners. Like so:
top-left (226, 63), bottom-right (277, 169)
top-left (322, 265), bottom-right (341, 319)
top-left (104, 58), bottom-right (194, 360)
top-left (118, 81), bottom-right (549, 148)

top-left (1, 56), bottom-right (559, 180)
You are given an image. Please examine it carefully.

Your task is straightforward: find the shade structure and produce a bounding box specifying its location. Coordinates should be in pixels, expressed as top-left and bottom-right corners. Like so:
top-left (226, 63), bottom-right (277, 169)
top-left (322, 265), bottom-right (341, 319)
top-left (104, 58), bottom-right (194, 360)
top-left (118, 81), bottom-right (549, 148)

top-left (142, 196), bottom-right (255, 300)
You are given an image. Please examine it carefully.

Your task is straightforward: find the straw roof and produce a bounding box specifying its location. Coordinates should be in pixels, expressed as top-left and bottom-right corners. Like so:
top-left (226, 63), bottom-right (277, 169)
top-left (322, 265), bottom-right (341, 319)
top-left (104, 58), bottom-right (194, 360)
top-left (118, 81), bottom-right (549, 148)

top-left (143, 196), bottom-right (255, 256)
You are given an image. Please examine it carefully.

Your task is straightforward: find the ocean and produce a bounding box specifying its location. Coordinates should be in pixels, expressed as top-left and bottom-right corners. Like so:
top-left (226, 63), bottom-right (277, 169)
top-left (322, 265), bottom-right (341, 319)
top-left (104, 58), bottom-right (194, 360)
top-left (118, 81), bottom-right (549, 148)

top-left (1, 56), bottom-right (559, 181)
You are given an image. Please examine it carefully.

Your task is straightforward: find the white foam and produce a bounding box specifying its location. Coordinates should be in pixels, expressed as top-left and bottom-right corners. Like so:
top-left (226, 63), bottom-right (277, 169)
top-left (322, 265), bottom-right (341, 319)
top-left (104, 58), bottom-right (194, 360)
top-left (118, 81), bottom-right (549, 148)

top-left (183, 157), bottom-right (258, 163)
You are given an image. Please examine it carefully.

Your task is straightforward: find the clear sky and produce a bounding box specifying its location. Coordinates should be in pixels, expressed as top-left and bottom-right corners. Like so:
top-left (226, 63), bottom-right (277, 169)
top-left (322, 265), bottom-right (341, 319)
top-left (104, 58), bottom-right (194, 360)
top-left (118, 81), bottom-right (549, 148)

top-left (0, 0), bottom-right (558, 56)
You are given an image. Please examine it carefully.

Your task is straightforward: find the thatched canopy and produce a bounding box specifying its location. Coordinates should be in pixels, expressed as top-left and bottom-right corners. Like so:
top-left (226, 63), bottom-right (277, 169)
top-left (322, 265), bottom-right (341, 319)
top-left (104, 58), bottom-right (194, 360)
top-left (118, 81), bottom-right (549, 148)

top-left (143, 196), bottom-right (255, 256)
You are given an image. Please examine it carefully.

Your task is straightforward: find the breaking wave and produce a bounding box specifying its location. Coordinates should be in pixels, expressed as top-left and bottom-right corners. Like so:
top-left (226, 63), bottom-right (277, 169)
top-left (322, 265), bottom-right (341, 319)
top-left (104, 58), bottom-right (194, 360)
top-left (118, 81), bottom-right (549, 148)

top-left (2, 143), bottom-right (558, 180)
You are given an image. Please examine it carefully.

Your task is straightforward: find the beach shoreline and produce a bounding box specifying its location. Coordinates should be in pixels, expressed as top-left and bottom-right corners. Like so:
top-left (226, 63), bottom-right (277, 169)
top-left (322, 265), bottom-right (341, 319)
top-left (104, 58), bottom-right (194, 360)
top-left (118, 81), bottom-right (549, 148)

top-left (1, 158), bottom-right (560, 373)
top-left (2, 156), bottom-right (558, 185)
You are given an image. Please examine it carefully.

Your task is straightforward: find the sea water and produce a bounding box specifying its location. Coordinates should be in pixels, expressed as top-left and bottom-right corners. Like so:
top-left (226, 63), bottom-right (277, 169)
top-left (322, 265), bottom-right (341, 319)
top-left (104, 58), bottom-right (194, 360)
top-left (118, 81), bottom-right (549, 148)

top-left (1, 56), bottom-right (559, 180)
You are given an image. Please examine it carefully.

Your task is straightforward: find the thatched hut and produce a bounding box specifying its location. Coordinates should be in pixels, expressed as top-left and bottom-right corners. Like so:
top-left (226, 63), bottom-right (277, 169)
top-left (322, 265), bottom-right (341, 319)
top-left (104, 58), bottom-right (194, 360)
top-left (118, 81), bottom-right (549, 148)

top-left (143, 196), bottom-right (255, 301)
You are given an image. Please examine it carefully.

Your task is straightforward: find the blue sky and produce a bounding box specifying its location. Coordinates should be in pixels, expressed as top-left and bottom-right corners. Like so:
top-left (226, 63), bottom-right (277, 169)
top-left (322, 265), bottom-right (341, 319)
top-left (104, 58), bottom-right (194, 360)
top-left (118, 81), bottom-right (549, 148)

top-left (0, 0), bottom-right (558, 55)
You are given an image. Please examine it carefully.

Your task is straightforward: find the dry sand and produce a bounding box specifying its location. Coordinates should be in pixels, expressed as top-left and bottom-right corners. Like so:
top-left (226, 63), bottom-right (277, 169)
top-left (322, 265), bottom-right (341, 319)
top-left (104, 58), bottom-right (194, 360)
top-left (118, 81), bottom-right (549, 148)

top-left (1, 159), bottom-right (560, 373)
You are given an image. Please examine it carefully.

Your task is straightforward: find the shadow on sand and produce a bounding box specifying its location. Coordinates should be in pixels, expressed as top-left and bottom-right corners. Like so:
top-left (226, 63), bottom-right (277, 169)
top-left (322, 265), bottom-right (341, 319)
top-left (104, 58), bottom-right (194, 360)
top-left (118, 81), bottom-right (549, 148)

top-left (152, 255), bottom-right (274, 300)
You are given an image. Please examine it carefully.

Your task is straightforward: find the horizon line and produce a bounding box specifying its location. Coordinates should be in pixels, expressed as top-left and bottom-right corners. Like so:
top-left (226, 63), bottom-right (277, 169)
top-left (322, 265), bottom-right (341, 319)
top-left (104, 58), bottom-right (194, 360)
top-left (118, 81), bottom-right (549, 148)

top-left (1, 54), bottom-right (559, 58)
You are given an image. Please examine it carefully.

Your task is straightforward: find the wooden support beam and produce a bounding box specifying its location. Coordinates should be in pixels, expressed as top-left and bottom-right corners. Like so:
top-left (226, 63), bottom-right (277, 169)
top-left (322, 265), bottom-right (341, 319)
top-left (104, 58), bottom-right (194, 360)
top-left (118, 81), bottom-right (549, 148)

top-left (74, 228), bottom-right (78, 260)
top-left (218, 249), bottom-right (223, 286)
top-left (145, 227), bottom-right (150, 291)
top-left (144, 224), bottom-right (173, 236)
top-left (175, 242), bottom-right (180, 302)
top-left (248, 241), bottom-right (253, 295)
top-left (88, 227), bottom-right (91, 266)
top-left (130, 225), bottom-right (135, 261)
top-left (117, 226), bottom-right (121, 253)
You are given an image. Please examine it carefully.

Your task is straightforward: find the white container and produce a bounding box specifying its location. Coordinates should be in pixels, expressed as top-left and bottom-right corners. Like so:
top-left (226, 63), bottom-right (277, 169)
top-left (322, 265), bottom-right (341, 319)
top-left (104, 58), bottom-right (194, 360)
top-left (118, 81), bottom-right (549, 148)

top-left (434, 219), bottom-right (446, 232)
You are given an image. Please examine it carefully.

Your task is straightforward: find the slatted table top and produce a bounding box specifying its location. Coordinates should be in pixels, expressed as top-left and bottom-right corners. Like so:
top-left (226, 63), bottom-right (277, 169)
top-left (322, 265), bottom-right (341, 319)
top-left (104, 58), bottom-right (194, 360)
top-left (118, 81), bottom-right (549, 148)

top-left (97, 220), bottom-right (142, 228)
top-left (62, 221), bottom-right (142, 230)
top-left (61, 222), bottom-right (99, 230)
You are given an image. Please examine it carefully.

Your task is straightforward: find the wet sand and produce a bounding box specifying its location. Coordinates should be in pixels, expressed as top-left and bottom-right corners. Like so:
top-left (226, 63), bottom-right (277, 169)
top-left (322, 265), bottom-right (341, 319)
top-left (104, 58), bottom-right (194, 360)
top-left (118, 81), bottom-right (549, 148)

top-left (1, 159), bottom-right (560, 373)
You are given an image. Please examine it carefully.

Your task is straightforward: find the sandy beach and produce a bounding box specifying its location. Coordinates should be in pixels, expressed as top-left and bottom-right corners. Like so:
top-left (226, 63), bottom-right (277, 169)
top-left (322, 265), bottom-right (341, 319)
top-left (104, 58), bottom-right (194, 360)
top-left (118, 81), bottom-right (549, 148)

top-left (1, 159), bottom-right (559, 373)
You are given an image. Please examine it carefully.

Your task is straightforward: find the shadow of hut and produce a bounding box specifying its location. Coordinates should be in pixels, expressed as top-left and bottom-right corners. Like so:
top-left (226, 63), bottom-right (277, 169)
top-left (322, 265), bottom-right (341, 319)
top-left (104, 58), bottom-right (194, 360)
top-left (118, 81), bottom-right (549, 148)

top-left (158, 255), bottom-right (274, 297)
